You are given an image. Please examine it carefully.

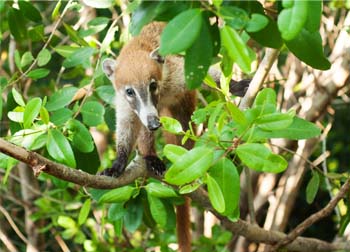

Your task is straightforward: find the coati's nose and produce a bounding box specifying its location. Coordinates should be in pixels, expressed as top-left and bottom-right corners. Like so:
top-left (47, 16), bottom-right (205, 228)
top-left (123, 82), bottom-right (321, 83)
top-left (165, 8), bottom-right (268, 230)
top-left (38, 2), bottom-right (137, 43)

top-left (147, 115), bottom-right (161, 131)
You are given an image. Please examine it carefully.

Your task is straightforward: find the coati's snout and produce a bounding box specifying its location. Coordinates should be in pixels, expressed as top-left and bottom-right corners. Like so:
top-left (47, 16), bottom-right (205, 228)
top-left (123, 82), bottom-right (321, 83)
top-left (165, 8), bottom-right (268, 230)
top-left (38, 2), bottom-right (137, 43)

top-left (147, 115), bottom-right (161, 131)
top-left (121, 79), bottom-right (161, 131)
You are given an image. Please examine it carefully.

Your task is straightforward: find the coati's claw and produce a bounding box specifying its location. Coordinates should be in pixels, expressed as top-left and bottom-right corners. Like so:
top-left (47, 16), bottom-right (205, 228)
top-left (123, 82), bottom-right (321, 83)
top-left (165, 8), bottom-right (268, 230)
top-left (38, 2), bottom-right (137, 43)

top-left (98, 159), bottom-right (127, 177)
top-left (99, 167), bottom-right (119, 177)
top-left (144, 155), bottom-right (166, 176)
top-left (229, 79), bottom-right (251, 97)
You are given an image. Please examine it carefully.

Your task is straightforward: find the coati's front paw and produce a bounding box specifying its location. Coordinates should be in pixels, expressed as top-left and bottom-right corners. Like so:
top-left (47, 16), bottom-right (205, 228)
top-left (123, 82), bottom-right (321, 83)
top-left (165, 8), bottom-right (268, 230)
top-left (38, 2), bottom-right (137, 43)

top-left (99, 159), bottom-right (127, 177)
top-left (229, 79), bottom-right (251, 97)
top-left (144, 156), bottom-right (166, 176)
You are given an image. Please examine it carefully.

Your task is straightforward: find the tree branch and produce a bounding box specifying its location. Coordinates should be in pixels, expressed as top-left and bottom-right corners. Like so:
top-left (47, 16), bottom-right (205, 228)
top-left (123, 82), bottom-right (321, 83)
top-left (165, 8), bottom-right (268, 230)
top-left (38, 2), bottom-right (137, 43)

top-left (239, 48), bottom-right (280, 110)
top-left (272, 179), bottom-right (350, 250)
top-left (0, 138), bottom-right (147, 189)
top-left (1, 137), bottom-right (349, 252)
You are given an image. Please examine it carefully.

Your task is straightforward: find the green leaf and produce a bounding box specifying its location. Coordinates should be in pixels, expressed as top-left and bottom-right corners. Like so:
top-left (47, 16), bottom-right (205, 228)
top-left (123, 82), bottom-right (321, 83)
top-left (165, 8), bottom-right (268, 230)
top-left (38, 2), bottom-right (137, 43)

top-left (82, 0), bottom-right (114, 8)
top-left (249, 17), bottom-right (283, 49)
top-left (46, 86), bottom-right (78, 111)
top-left (78, 199), bottom-right (91, 226)
top-left (79, 17), bottom-right (109, 37)
top-left (278, 0), bottom-right (308, 40)
top-left (28, 25), bottom-right (44, 42)
top-left (220, 6), bottom-right (249, 30)
top-left (256, 112), bottom-right (293, 131)
top-left (12, 88), bottom-right (25, 106)
top-left (246, 14), bottom-right (269, 33)
top-left (47, 129), bottom-right (76, 168)
top-left (252, 117), bottom-right (321, 140)
top-left (124, 199), bottom-right (143, 232)
top-left (58, 216), bottom-right (76, 229)
top-left (108, 203), bottom-right (127, 221)
top-left (0, 87), bottom-right (2, 121)
top-left (226, 102), bottom-right (247, 126)
top-left (8, 8), bottom-right (27, 41)
top-left (130, 1), bottom-right (167, 35)
top-left (165, 147), bottom-right (214, 185)
top-left (63, 23), bottom-right (89, 47)
top-left (163, 144), bottom-right (188, 163)
top-left (52, 0), bottom-right (62, 20)
top-left (253, 88), bottom-right (277, 108)
top-left (54, 45), bottom-right (79, 58)
top-left (40, 107), bottom-right (50, 125)
top-left (179, 182), bottom-right (202, 194)
top-left (236, 143), bottom-right (287, 173)
top-left (37, 49), bottom-right (51, 67)
top-left (11, 127), bottom-right (46, 149)
top-left (7, 111), bottom-right (24, 123)
top-left (207, 175), bottom-right (225, 213)
top-left (81, 101), bottom-right (105, 127)
top-left (209, 158), bottom-right (240, 216)
top-left (99, 186), bottom-right (135, 203)
top-left (96, 85), bottom-right (115, 105)
top-left (306, 171), bottom-right (320, 204)
top-left (147, 194), bottom-right (167, 227)
top-left (145, 182), bottom-right (178, 198)
top-left (159, 8), bottom-right (202, 55)
top-left (220, 25), bottom-right (251, 73)
top-left (285, 29), bottom-right (331, 70)
top-left (23, 98), bottom-right (42, 128)
top-left (63, 47), bottom-right (95, 68)
top-left (15, 50), bottom-right (22, 71)
top-left (18, 0), bottom-right (42, 22)
top-left (27, 68), bottom-right (50, 80)
top-left (160, 116), bottom-right (183, 134)
top-left (305, 1), bottom-right (322, 32)
top-left (51, 108), bottom-right (73, 125)
top-left (73, 144), bottom-right (100, 175)
top-left (185, 19), bottom-right (213, 89)
top-left (67, 119), bottom-right (94, 153)
top-left (21, 52), bottom-right (34, 68)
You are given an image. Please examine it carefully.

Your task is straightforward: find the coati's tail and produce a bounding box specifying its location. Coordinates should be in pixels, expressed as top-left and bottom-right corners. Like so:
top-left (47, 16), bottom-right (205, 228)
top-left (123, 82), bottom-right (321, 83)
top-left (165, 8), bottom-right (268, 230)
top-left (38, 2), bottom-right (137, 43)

top-left (176, 197), bottom-right (192, 252)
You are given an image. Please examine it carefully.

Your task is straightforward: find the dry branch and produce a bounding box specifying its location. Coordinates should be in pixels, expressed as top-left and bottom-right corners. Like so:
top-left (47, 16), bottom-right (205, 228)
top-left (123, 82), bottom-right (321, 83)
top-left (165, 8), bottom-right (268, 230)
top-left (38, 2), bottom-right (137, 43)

top-left (1, 137), bottom-right (350, 252)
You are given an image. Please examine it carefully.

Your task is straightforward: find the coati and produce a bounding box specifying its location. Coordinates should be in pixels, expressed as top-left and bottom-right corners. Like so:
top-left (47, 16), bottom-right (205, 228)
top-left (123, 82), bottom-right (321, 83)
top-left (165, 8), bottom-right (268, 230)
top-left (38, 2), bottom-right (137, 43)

top-left (101, 21), bottom-right (249, 252)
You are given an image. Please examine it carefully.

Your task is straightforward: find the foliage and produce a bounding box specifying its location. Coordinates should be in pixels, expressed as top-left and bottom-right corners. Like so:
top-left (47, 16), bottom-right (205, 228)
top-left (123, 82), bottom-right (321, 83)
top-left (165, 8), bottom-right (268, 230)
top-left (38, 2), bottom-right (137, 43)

top-left (0, 1), bottom-right (348, 251)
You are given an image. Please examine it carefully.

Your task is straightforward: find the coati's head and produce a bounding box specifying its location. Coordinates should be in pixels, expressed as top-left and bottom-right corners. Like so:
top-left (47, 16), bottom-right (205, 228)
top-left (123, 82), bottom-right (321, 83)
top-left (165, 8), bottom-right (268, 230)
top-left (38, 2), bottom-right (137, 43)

top-left (102, 48), bottom-right (164, 131)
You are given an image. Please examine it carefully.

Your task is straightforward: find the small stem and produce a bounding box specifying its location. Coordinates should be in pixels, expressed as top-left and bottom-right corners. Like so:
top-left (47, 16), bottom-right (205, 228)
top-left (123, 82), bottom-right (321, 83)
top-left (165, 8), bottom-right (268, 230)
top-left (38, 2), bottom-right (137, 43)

top-left (8, 0), bottom-right (74, 87)
top-left (245, 167), bottom-right (256, 224)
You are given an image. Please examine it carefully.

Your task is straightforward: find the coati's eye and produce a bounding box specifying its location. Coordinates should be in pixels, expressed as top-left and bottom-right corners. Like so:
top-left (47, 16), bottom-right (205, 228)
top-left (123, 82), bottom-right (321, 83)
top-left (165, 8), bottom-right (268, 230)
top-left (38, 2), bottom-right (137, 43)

top-left (149, 80), bottom-right (158, 92)
top-left (125, 88), bottom-right (135, 97)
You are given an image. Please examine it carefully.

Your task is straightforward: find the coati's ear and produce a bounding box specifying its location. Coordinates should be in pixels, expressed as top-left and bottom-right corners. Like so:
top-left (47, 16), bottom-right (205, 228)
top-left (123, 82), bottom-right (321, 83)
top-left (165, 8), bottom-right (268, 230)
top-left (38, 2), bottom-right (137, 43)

top-left (149, 47), bottom-right (165, 64)
top-left (102, 58), bottom-right (117, 80)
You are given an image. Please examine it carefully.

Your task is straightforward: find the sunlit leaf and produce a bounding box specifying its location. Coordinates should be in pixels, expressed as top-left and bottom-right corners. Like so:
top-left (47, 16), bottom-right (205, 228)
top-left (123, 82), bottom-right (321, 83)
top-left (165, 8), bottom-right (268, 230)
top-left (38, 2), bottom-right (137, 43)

top-left (159, 8), bottom-right (202, 55)
top-left (160, 117), bottom-right (183, 134)
top-left (23, 97), bottom-right (42, 128)
top-left (220, 25), bottom-right (251, 73)
top-left (37, 49), bottom-right (51, 67)
top-left (99, 186), bottom-right (135, 203)
top-left (306, 171), bottom-right (320, 204)
top-left (81, 101), bottom-right (105, 126)
top-left (78, 199), bottom-right (91, 226)
top-left (207, 175), bottom-right (225, 213)
top-left (47, 129), bottom-right (76, 168)
top-left (165, 147), bottom-right (214, 185)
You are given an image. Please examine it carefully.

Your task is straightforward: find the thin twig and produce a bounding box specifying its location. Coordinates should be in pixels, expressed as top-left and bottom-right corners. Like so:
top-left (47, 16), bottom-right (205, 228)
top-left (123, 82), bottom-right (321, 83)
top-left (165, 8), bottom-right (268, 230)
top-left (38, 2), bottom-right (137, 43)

top-left (239, 48), bottom-right (280, 110)
top-left (7, 0), bottom-right (73, 87)
top-left (245, 167), bottom-right (256, 224)
top-left (272, 179), bottom-right (350, 250)
top-left (0, 205), bottom-right (29, 245)
top-left (72, 17), bottom-right (120, 119)
top-left (322, 137), bottom-right (340, 217)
